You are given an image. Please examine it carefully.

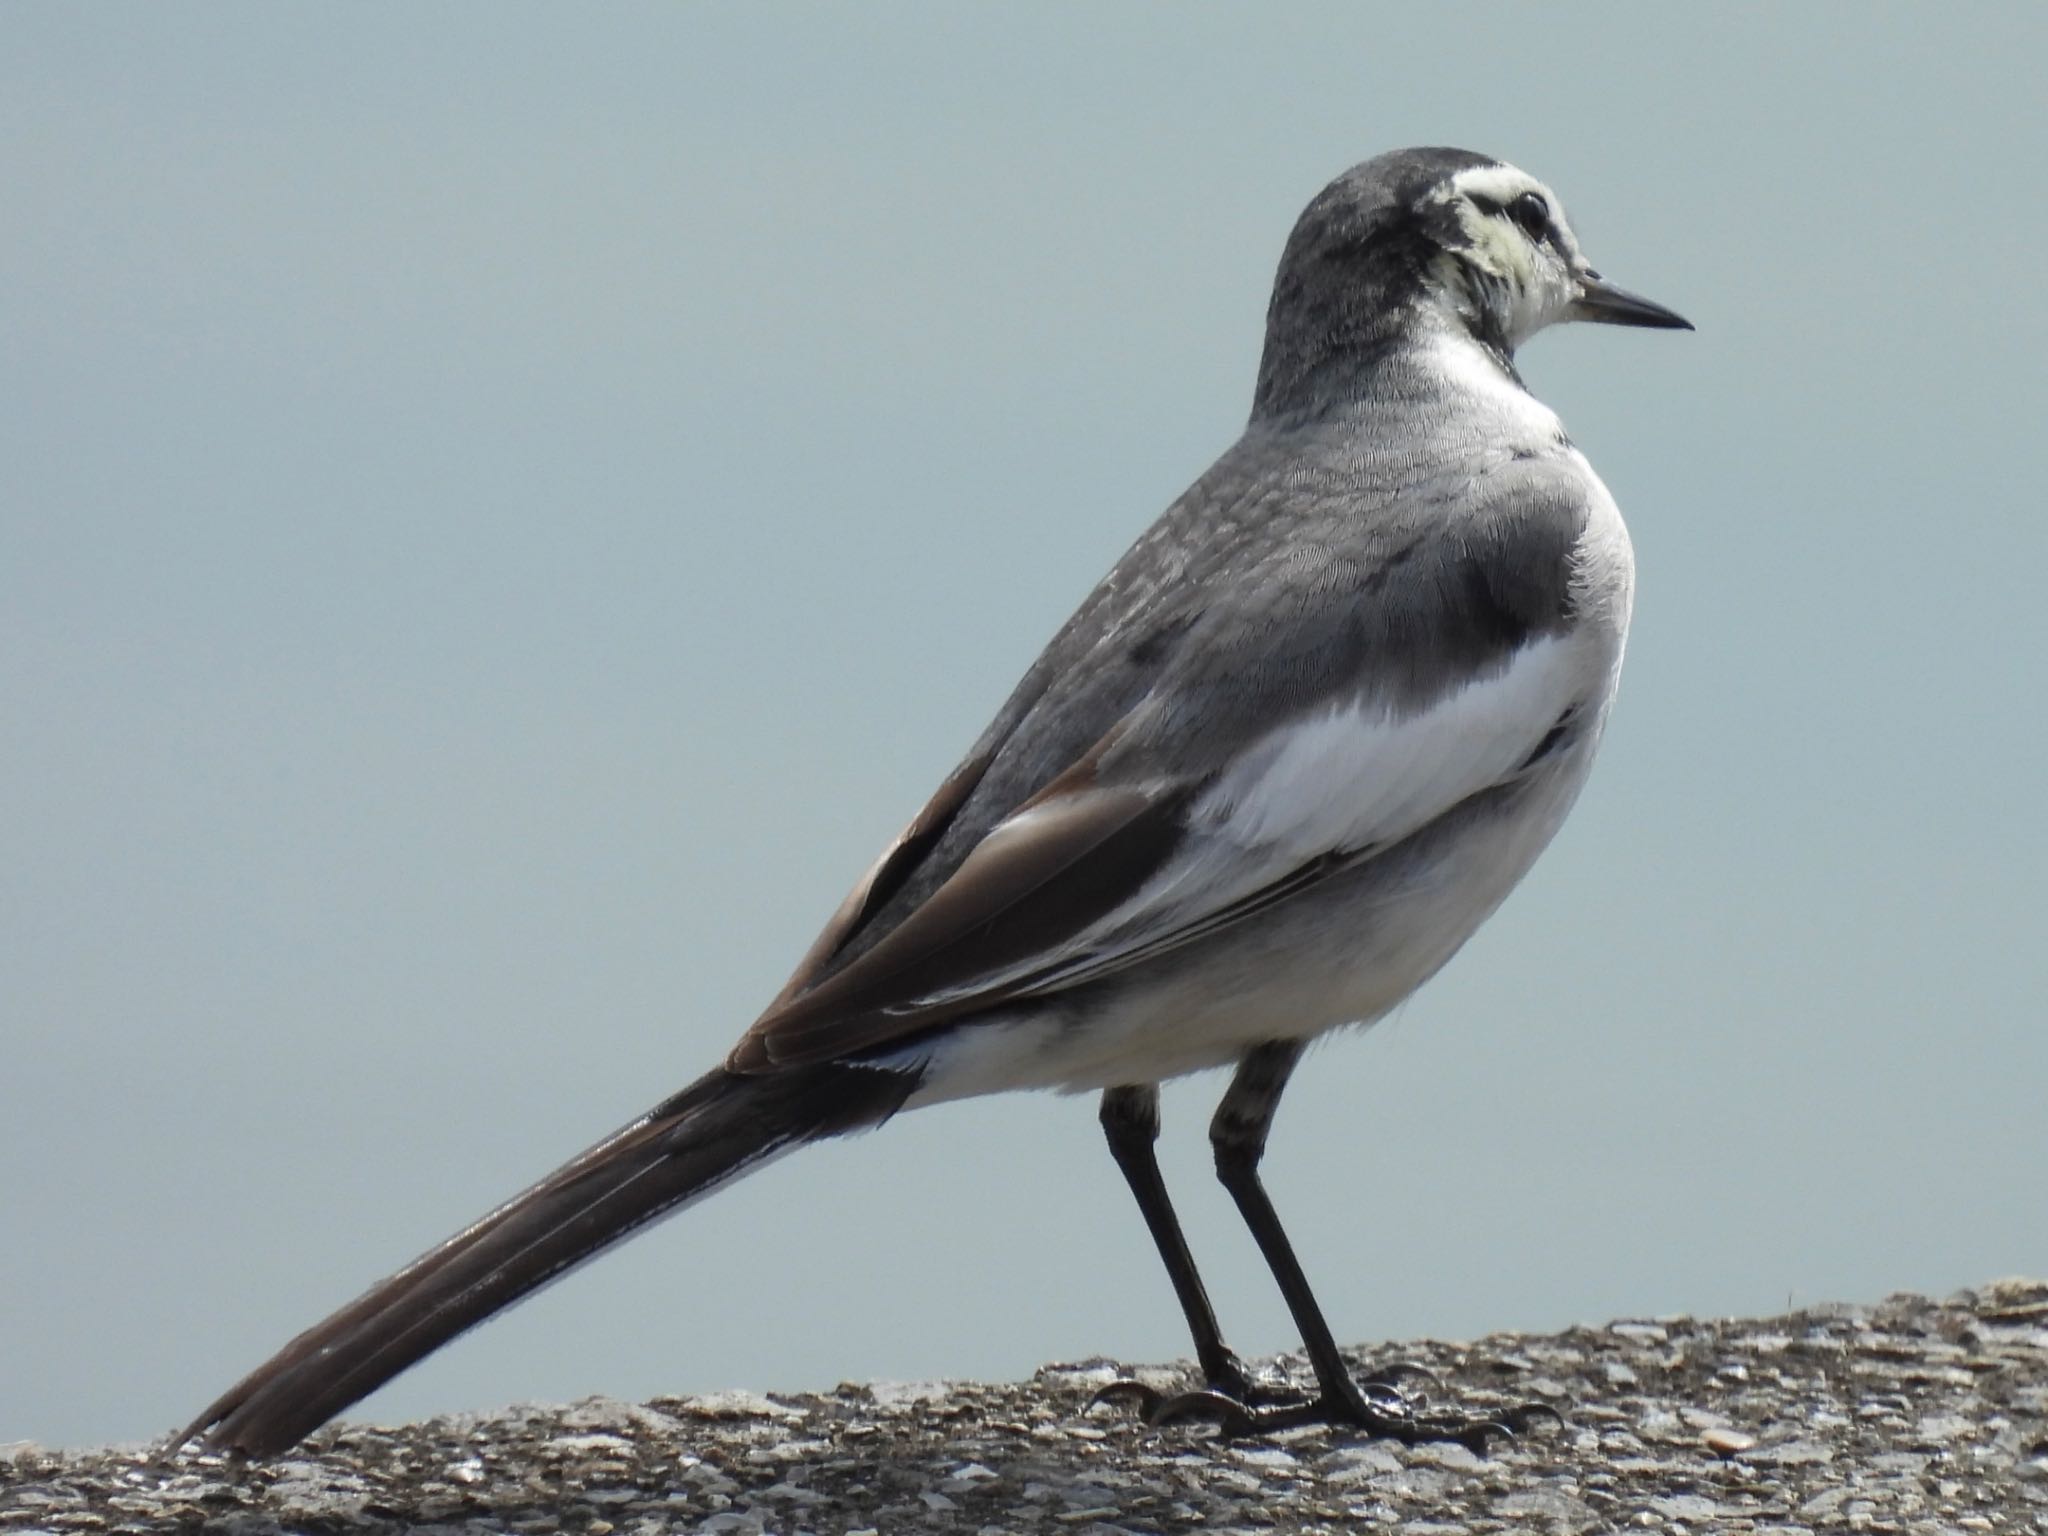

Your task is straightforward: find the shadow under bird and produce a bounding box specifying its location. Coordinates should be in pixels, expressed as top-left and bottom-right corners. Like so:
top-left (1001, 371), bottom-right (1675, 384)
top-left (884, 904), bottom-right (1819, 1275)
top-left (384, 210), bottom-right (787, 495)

top-left (183, 146), bottom-right (1690, 1458)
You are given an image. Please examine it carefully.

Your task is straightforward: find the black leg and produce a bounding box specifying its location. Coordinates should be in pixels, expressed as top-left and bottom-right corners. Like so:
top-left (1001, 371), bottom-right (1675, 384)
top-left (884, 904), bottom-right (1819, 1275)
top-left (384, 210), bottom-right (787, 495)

top-left (1097, 1084), bottom-right (1259, 1399)
top-left (1208, 1041), bottom-right (1368, 1399)
top-left (1103, 1041), bottom-right (1559, 1449)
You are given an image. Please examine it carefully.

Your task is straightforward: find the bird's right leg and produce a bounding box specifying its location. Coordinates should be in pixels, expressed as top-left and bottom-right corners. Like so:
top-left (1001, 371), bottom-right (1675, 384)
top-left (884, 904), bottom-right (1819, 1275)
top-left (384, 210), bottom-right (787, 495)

top-left (1177, 1041), bottom-right (1556, 1448)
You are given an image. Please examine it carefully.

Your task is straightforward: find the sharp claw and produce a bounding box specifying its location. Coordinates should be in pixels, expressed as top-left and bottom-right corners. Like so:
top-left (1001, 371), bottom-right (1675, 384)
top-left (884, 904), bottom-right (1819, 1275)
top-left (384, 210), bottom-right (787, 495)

top-left (1497, 1400), bottom-right (1569, 1433)
top-left (1216, 1374), bottom-right (1307, 1409)
top-left (1403, 1398), bottom-right (1567, 1455)
top-left (1356, 1357), bottom-right (1441, 1391)
top-left (1354, 1377), bottom-right (1414, 1414)
top-left (1148, 1389), bottom-right (1257, 1434)
top-left (1087, 1380), bottom-right (1166, 1417)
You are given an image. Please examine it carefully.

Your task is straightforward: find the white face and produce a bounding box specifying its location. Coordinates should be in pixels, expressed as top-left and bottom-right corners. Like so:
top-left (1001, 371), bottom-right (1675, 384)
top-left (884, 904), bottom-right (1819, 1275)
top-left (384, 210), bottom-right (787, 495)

top-left (1429, 162), bottom-right (1590, 348)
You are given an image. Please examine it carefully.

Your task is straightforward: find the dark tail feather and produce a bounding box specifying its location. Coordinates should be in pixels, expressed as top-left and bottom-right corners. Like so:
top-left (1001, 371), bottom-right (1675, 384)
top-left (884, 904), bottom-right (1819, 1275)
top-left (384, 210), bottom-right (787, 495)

top-left (179, 1063), bottom-right (914, 1457)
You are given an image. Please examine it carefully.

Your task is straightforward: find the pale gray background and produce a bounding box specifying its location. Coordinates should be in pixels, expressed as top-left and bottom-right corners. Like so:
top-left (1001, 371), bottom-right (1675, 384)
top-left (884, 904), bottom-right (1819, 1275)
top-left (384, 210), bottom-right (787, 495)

top-left (5, 5), bottom-right (2043, 1451)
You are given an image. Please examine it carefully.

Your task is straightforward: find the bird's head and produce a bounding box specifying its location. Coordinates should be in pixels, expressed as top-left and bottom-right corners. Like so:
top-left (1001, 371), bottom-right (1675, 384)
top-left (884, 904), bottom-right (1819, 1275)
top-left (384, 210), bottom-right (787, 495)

top-left (1423, 157), bottom-right (1692, 350)
top-left (1254, 148), bottom-right (1690, 415)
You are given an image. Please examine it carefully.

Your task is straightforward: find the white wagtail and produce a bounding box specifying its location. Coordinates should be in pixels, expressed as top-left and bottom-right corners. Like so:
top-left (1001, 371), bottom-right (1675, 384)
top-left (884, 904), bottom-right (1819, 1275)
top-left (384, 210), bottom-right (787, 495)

top-left (184, 147), bottom-right (1689, 1457)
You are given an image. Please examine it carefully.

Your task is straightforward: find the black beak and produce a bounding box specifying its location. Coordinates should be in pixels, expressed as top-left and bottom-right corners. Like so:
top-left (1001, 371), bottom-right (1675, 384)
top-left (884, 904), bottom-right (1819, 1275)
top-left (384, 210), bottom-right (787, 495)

top-left (1572, 271), bottom-right (1693, 331)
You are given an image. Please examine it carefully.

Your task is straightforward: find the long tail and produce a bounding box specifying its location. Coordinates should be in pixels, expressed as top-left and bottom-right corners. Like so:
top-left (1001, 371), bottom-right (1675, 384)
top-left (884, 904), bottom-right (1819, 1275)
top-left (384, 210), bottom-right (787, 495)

top-left (179, 1062), bottom-right (916, 1457)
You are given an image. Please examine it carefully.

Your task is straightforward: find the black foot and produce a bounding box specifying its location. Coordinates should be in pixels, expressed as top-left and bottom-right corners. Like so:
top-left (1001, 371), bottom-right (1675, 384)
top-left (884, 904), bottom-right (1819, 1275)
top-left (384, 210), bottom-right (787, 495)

top-left (1093, 1364), bottom-right (1561, 1453)
top-left (1088, 1347), bottom-right (1308, 1419)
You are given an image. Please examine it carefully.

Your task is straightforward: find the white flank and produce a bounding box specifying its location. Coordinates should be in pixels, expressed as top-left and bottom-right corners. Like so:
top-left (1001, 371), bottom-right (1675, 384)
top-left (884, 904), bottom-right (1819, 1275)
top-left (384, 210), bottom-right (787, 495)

top-left (1197, 634), bottom-right (1577, 861)
top-left (1107, 633), bottom-right (1584, 933)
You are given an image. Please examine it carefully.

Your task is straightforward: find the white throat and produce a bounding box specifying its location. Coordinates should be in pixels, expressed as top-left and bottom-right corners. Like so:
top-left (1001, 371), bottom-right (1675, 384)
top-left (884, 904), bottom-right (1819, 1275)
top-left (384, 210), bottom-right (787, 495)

top-left (1418, 326), bottom-right (1564, 440)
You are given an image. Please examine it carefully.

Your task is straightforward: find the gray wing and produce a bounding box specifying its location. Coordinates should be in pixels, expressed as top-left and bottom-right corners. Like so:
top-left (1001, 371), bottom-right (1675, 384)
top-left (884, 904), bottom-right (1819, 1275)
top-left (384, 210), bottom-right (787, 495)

top-left (730, 436), bottom-right (1593, 1073)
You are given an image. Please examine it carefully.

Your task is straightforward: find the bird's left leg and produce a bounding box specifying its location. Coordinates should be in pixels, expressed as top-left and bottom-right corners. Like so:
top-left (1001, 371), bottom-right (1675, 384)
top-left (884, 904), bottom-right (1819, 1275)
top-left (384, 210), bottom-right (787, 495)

top-left (1089, 1083), bottom-right (1294, 1412)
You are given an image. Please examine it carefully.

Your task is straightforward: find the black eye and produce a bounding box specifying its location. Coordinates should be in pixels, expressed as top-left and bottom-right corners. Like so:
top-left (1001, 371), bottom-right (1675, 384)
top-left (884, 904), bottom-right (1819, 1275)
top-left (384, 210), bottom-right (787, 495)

top-left (1507, 190), bottom-right (1551, 241)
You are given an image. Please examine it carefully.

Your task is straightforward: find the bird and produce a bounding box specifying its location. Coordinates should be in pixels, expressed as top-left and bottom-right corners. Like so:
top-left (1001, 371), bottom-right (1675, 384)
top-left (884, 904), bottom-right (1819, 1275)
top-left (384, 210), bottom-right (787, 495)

top-left (181, 146), bottom-right (1690, 1458)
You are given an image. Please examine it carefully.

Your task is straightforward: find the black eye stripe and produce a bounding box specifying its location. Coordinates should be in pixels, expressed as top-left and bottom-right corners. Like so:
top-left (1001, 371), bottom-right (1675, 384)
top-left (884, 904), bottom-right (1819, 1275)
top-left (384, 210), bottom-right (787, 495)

top-left (1467, 189), bottom-right (1555, 246)
top-left (1507, 191), bottom-right (1552, 241)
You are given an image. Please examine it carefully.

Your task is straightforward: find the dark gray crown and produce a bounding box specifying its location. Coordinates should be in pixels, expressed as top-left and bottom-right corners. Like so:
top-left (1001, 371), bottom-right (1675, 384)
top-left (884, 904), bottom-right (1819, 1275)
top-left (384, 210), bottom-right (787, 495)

top-left (1252, 147), bottom-right (1504, 420)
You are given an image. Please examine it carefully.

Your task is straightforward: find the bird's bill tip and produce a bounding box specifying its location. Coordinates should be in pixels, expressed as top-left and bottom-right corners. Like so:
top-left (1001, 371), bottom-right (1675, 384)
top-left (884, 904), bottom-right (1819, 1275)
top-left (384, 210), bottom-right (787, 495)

top-left (1571, 273), bottom-right (1694, 331)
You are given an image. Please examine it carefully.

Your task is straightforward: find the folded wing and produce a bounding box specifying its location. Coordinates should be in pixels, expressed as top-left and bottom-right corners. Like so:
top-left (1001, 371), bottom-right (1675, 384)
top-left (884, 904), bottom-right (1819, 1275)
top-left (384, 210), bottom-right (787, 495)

top-left (730, 624), bottom-right (1585, 1071)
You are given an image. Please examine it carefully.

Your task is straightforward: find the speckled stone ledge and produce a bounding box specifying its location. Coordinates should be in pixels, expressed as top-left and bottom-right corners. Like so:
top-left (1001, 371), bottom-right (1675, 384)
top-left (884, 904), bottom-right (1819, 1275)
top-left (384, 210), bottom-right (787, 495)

top-left (6, 1281), bottom-right (2046, 1535)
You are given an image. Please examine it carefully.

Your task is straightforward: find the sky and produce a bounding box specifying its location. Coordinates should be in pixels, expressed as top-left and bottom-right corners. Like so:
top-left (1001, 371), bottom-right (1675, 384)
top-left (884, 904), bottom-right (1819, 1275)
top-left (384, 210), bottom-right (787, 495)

top-left (4, 4), bottom-right (2044, 1451)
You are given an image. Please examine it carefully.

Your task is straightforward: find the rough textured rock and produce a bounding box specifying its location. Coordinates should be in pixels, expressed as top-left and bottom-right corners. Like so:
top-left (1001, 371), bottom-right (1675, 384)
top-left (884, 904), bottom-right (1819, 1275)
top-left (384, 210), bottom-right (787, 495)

top-left (6, 1281), bottom-right (2045, 1534)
